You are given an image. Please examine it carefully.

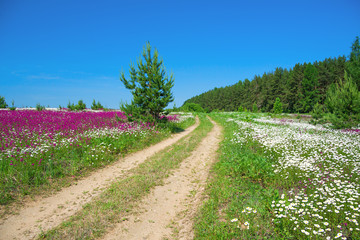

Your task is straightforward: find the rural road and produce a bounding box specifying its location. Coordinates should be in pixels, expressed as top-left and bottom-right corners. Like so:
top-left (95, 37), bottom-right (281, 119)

top-left (103, 118), bottom-right (222, 240)
top-left (0, 117), bottom-right (222, 240)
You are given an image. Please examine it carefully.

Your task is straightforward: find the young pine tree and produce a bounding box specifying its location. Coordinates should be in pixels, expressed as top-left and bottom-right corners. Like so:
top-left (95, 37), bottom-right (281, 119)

top-left (273, 97), bottom-right (283, 114)
top-left (326, 71), bottom-right (360, 128)
top-left (91, 99), bottom-right (104, 110)
top-left (252, 102), bottom-right (258, 112)
top-left (301, 63), bottom-right (319, 112)
top-left (75, 100), bottom-right (86, 111)
top-left (346, 36), bottom-right (360, 90)
top-left (0, 96), bottom-right (8, 108)
top-left (120, 42), bottom-right (174, 122)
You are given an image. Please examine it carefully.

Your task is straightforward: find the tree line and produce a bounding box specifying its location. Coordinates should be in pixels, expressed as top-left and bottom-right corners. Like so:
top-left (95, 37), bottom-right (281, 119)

top-left (183, 37), bottom-right (360, 114)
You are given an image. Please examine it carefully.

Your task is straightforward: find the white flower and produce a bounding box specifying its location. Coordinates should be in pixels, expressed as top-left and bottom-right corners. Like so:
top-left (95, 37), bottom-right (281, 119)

top-left (335, 232), bottom-right (342, 239)
top-left (301, 230), bottom-right (310, 235)
top-left (231, 218), bottom-right (238, 222)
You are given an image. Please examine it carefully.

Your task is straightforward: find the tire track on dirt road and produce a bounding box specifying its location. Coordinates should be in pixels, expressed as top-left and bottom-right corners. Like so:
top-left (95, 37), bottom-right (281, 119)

top-left (102, 117), bottom-right (222, 240)
top-left (0, 118), bottom-right (199, 240)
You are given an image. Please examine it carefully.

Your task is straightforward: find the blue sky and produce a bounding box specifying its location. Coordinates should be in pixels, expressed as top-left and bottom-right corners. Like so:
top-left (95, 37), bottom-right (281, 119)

top-left (1, 0), bottom-right (359, 109)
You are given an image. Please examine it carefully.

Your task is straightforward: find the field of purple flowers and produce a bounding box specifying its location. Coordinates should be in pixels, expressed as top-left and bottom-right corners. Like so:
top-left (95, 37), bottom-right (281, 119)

top-left (0, 109), bottom-right (182, 204)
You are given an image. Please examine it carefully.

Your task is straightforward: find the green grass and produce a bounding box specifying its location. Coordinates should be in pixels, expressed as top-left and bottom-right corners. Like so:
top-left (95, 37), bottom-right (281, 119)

top-left (38, 114), bottom-right (212, 239)
top-left (194, 112), bottom-right (282, 239)
top-left (195, 112), bottom-right (360, 240)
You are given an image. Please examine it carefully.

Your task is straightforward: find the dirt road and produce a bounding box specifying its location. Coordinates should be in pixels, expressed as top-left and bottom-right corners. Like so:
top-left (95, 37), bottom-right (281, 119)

top-left (0, 118), bottom-right (200, 240)
top-left (103, 118), bottom-right (222, 240)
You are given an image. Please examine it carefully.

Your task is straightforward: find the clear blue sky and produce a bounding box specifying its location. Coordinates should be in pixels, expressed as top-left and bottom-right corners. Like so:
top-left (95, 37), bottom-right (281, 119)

top-left (1, 0), bottom-right (359, 109)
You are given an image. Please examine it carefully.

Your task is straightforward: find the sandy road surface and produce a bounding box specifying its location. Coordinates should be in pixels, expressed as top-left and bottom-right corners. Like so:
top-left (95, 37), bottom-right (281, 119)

top-left (0, 118), bottom-right (199, 240)
top-left (103, 118), bottom-right (222, 240)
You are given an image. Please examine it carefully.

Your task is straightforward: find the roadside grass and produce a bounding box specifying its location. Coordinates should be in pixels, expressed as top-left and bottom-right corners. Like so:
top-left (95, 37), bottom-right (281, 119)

top-left (194, 112), bottom-right (282, 239)
top-left (0, 116), bottom-right (195, 214)
top-left (195, 112), bottom-right (360, 240)
top-left (38, 114), bottom-right (212, 239)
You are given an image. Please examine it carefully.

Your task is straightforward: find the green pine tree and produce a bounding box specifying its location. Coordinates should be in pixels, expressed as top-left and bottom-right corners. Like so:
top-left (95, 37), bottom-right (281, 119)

top-left (75, 100), bottom-right (86, 110)
top-left (0, 96), bottom-right (8, 108)
top-left (252, 102), bottom-right (258, 112)
top-left (301, 63), bottom-right (319, 112)
top-left (273, 97), bottom-right (283, 114)
top-left (326, 71), bottom-right (360, 128)
top-left (91, 99), bottom-right (97, 110)
top-left (120, 42), bottom-right (174, 122)
top-left (91, 99), bottom-right (104, 110)
top-left (346, 36), bottom-right (360, 90)
top-left (310, 102), bottom-right (324, 125)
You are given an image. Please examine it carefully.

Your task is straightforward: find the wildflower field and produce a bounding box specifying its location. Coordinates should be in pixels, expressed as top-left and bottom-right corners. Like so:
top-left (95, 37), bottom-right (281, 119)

top-left (0, 109), bottom-right (194, 205)
top-left (195, 112), bottom-right (360, 240)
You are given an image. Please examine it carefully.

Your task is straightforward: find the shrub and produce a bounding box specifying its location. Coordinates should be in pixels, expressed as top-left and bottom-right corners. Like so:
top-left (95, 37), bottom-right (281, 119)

top-left (91, 99), bottom-right (104, 110)
top-left (9, 100), bottom-right (16, 111)
top-left (67, 100), bottom-right (87, 111)
top-left (36, 103), bottom-right (46, 111)
top-left (181, 103), bottom-right (204, 112)
top-left (75, 100), bottom-right (86, 110)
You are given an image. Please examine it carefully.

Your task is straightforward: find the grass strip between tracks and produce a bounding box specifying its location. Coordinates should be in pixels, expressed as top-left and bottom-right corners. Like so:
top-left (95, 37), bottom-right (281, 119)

top-left (194, 113), bottom-right (281, 239)
top-left (39, 114), bottom-right (212, 240)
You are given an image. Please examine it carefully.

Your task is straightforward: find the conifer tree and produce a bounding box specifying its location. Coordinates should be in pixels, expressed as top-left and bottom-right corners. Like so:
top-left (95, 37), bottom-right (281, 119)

top-left (0, 96), bottom-right (8, 108)
top-left (273, 97), bottom-right (283, 114)
top-left (346, 36), bottom-right (360, 89)
top-left (326, 71), bottom-right (360, 128)
top-left (120, 42), bottom-right (174, 122)
top-left (301, 63), bottom-right (319, 112)
top-left (91, 99), bottom-right (104, 110)
top-left (252, 102), bottom-right (258, 112)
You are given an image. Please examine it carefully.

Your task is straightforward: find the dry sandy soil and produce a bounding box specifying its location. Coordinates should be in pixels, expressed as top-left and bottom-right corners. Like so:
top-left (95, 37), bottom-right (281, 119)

top-left (0, 117), bottom-right (222, 240)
